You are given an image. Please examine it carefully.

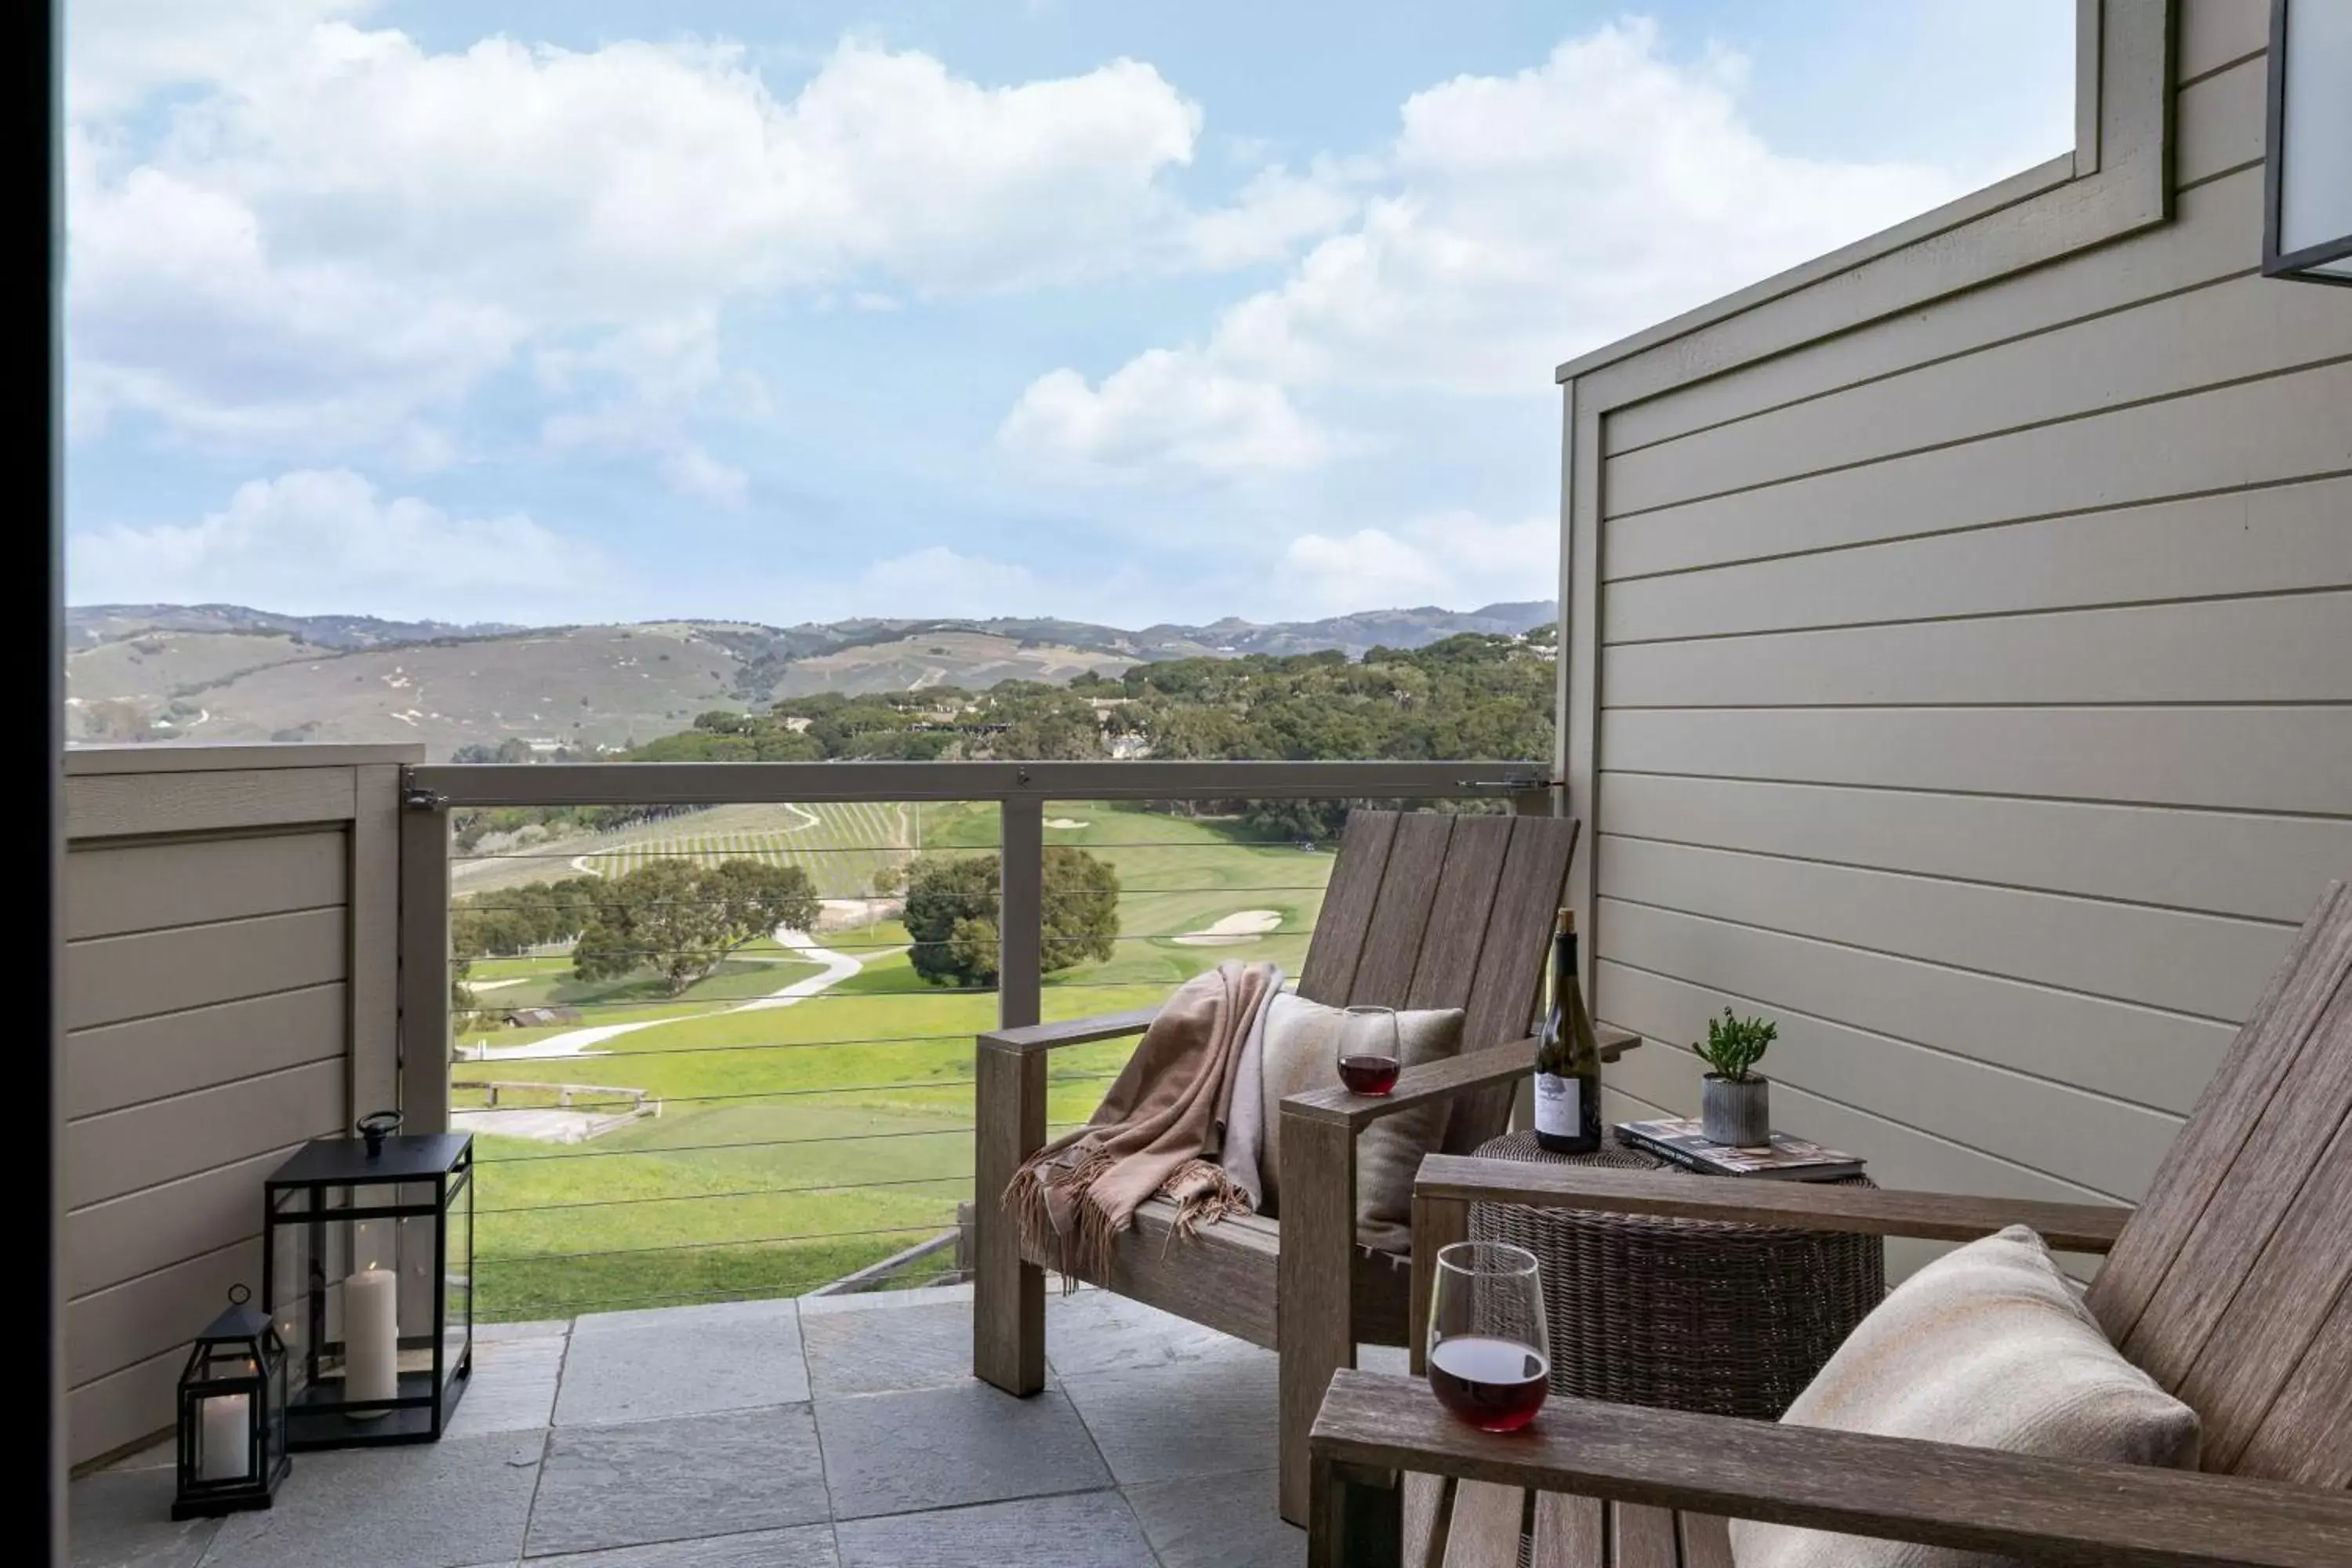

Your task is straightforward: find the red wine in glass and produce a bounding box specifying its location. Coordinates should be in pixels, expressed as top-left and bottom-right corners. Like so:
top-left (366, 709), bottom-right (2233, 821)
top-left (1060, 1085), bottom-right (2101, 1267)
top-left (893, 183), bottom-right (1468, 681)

top-left (1338, 1004), bottom-right (1403, 1096)
top-left (1427, 1335), bottom-right (1549, 1432)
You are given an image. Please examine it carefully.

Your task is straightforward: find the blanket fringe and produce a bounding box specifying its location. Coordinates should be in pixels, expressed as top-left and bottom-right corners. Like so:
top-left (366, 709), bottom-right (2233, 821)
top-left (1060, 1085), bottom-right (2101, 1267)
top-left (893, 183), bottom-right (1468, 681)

top-left (1005, 1148), bottom-right (1255, 1291)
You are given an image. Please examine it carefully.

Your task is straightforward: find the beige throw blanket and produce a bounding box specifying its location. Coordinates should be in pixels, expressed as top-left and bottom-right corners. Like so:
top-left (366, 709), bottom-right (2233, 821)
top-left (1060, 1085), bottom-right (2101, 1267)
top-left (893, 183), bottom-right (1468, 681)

top-left (1005, 961), bottom-right (1281, 1288)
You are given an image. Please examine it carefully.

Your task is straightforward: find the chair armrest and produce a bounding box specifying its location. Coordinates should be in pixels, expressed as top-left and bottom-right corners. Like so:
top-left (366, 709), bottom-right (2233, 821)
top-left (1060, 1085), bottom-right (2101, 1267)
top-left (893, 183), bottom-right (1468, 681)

top-left (1282, 1028), bottom-right (1641, 1133)
top-left (978, 1006), bottom-right (1159, 1054)
top-left (1312, 1371), bottom-right (2352, 1568)
top-left (1412, 1153), bottom-right (2129, 1254)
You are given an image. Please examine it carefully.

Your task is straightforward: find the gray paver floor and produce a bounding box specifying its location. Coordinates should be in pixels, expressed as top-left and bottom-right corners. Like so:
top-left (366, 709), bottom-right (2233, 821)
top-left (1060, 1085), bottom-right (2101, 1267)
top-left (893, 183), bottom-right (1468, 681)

top-left (72, 1284), bottom-right (1309, 1568)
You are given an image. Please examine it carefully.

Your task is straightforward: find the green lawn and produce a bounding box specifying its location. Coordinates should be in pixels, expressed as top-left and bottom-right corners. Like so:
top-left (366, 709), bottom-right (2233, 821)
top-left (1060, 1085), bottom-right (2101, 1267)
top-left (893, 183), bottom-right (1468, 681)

top-left (459, 800), bottom-right (1335, 1320)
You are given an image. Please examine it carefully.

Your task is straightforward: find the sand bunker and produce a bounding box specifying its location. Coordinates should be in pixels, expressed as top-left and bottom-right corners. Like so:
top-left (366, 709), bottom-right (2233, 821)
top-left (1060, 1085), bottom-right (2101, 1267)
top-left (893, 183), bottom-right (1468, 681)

top-left (1044, 817), bottom-right (1089, 829)
top-left (1172, 909), bottom-right (1283, 946)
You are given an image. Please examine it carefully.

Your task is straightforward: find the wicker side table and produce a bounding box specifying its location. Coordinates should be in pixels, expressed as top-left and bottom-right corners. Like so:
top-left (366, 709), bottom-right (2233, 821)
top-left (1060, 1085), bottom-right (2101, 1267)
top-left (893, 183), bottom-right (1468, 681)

top-left (1467, 1129), bottom-right (1884, 1421)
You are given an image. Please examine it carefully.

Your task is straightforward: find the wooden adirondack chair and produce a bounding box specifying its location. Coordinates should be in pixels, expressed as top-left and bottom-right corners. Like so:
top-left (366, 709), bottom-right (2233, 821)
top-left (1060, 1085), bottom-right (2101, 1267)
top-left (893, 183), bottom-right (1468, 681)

top-left (972, 807), bottom-right (1638, 1525)
top-left (1308, 880), bottom-right (2352, 1568)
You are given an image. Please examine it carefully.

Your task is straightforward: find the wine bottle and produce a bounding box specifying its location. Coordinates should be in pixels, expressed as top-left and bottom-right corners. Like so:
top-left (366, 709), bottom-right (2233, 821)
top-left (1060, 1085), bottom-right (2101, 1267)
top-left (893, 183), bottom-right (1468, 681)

top-left (1534, 909), bottom-right (1603, 1154)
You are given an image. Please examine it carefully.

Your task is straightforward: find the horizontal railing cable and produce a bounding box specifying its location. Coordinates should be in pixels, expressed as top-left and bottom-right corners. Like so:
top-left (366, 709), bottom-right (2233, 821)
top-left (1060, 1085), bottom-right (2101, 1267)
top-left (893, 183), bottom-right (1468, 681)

top-left (471, 1121), bottom-right (1089, 1164)
top-left (473, 1171), bottom-right (972, 1217)
top-left (457, 1073), bottom-right (1115, 1115)
top-left (489, 1220), bottom-right (955, 1265)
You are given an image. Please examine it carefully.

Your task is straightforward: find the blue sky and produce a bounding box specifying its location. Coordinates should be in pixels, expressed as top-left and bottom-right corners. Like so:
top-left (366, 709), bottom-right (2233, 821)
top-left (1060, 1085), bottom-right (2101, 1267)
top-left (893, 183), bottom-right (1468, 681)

top-left (62, 1), bottom-right (2074, 630)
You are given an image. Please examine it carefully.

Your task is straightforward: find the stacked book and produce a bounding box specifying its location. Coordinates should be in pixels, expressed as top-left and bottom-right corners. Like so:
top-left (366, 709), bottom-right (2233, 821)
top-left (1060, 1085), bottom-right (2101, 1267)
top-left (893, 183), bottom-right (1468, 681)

top-left (1615, 1117), bottom-right (1864, 1182)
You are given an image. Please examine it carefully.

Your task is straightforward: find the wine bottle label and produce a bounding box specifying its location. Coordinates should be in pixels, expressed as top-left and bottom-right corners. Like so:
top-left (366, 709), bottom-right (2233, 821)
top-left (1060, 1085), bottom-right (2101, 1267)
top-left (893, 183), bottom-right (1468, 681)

top-left (1534, 1073), bottom-right (1580, 1137)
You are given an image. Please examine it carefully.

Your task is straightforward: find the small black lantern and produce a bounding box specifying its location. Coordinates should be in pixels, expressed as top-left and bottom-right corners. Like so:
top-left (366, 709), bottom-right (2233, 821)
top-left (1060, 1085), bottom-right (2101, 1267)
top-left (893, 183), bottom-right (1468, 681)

top-left (262, 1112), bottom-right (474, 1448)
top-left (2263, 0), bottom-right (2352, 285)
top-left (173, 1285), bottom-right (289, 1519)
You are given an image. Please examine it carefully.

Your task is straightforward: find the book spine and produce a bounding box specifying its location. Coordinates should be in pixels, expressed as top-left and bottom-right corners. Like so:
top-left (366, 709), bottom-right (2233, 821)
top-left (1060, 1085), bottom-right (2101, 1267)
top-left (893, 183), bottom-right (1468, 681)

top-left (1619, 1130), bottom-right (1726, 1177)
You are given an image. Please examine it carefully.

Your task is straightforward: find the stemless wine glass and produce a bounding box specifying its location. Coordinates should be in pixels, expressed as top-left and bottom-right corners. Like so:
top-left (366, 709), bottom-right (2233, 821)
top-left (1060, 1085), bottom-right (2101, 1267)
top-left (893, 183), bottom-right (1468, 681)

top-left (1426, 1241), bottom-right (1551, 1432)
top-left (1335, 1004), bottom-right (1403, 1096)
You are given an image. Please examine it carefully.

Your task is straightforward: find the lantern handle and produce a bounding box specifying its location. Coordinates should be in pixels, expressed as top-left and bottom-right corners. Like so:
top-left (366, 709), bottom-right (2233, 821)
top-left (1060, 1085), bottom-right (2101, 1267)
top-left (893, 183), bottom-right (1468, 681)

top-left (227, 1283), bottom-right (252, 1306)
top-left (358, 1109), bottom-right (403, 1158)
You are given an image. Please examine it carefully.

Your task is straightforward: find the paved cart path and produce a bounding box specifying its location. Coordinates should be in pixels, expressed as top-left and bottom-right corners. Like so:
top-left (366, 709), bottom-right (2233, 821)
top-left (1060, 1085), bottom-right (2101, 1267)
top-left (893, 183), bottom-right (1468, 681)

top-left (467, 927), bottom-right (866, 1062)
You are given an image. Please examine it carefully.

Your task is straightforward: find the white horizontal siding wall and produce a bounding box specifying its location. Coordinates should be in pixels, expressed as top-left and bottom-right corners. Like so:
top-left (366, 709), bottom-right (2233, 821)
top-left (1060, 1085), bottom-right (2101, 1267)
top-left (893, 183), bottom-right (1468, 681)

top-left (60, 745), bottom-right (414, 1467)
top-left (1564, 0), bottom-right (2352, 1278)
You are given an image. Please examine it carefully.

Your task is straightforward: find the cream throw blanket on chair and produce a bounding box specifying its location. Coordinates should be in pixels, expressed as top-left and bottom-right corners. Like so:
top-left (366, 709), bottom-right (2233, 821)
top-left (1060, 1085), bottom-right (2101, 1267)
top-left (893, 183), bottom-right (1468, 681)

top-left (1004, 961), bottom-right (1283, 1287)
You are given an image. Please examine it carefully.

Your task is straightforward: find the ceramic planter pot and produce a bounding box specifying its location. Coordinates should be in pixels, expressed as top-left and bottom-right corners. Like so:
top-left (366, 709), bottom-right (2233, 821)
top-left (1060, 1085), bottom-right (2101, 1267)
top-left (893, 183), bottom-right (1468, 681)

top-left (1702, 1074), bottom-right (1770, 1148)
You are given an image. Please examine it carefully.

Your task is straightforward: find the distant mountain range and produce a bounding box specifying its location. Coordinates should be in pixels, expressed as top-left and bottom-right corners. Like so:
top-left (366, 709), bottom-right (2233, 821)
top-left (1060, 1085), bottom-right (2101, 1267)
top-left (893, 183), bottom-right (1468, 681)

top-left (64, 599), bottom-right (1558, 760)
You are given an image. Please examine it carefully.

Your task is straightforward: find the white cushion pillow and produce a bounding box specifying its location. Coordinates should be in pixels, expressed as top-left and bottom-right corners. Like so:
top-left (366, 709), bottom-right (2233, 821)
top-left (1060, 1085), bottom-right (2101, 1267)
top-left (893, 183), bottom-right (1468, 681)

top-left (1731, 1225), bottom-right (2200, 1568)
top-left (1256, 993), bottom-right (1465, 1253)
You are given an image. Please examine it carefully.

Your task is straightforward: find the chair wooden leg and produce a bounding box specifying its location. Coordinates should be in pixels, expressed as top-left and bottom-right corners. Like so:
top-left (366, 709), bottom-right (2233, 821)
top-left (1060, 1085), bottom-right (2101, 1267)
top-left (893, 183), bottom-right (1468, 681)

top-left (1280, 1112), bottom-right (1359, 1525)
top-left (974, 1042), bottom-right (1045, 1396)
top-left (1312, 1457), bottom-right (1403, 1568)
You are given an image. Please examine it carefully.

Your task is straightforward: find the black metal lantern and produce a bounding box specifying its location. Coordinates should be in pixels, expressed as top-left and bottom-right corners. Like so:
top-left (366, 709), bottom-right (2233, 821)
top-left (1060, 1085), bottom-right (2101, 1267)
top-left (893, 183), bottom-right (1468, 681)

top-left (172, 1285), bottom-right (289, 1519)
top-left (2263, 0), bottom-right (2352, 285)
top-left (262, 1112), bottom-right (474, 1448)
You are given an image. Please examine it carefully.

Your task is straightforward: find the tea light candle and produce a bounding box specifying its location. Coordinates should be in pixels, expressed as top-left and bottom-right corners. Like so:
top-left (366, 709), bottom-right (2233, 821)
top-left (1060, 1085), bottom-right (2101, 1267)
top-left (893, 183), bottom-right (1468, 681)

top-left (344, 1265), bottom-right (398, 1418)
top-left (198, 1389), bottom-right (251, 1481)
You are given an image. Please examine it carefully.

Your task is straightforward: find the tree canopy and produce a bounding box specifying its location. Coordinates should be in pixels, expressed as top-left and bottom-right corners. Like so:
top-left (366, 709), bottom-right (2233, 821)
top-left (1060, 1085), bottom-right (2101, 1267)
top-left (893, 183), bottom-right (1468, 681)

top-left (900, 847), bottom-right (1120, 989)
top-left (453, 858), bottom-right (822, 1000)
top-left (574, 858), bottom-right (822, 995)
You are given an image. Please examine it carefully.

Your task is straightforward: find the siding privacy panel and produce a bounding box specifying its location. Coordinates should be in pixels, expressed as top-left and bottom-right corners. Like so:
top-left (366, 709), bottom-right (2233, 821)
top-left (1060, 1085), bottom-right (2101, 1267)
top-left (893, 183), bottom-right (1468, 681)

top-left (60, 749), bottom-right (413, 1466)
top-left (1567, 0), bottom-right (2352, 1273)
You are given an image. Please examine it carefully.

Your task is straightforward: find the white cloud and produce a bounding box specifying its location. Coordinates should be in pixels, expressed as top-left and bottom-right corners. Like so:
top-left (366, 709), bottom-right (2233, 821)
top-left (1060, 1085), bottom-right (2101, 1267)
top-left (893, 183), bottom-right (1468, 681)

top-left (67, 16), bottom-right (1208, 467)
top-left (1007, 20), bottom-right (1963, 481)
top-left (857, 546), bottom-right (1044, 619)
top-left (660, 446), bottom-right (752, 510)
top-left (67, 469), bottom-right (602, 619)
top-left (999, 350), bottom-right (1339, 481)
top-left (65, 0), bottom-right (376, 117)
top-left (1176, 159), bottom-right (1369, 271)
top-left (1280, 512), bottom-right (1556, 616)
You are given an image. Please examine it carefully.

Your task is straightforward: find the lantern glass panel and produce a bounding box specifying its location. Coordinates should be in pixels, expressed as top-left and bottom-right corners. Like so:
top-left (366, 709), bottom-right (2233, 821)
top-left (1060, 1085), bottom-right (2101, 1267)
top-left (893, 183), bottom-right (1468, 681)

top-left (442, 1167), bottom-right (473, 1394)
top-left (192, 1354), bottom-right (258, 1485)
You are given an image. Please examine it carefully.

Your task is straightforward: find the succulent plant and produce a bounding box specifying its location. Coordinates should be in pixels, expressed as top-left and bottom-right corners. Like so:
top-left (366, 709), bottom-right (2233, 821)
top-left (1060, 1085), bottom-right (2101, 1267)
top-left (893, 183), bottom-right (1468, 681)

top-left (1694, 1007), bottom-right (1775, 1083)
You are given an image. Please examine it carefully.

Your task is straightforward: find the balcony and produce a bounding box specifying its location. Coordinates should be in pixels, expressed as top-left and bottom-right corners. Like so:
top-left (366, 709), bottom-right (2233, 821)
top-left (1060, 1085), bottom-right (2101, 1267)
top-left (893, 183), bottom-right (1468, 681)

top-left (63, 746), bottom-right (1526, 1565)
top-left (74, 1283), bottom-right (1349, 1568)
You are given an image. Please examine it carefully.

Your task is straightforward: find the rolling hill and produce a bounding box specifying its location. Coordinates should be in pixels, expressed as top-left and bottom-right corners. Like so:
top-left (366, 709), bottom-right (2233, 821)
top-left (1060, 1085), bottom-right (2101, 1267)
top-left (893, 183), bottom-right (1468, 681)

top-left (64, 600), bottom-right (1557, 759)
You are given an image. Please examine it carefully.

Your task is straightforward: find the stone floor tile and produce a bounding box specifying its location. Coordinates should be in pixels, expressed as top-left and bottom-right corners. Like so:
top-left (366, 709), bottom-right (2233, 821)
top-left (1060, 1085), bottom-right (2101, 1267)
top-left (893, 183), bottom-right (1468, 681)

top-left (525, 1405), bottom-right (828, 1558)
top-left (100, 1438), bottom-right (176, 1474)
top-left (199, 1428), bottom-right (543, 1568)
top-left (1040, 1288), bottom-right (1264, 1378)
top-left (1059, 1353), bottom-right (1279, 1486)
top-left (69, 1466), bottom-right (219, 1568)
top-left (1124, 1468), bottom-right (1302, 1568)
top-left (556, 1298), bottom-right (805, 1426)
top-left (448, 1333), bottom-right (567, 1437)
top-left (833, 1491), bottom-right (1156, 1568)
top-left (815, 1383), bottom-right (1109, 1521)
top-left (802, 1300), bottom-right (1033, 1399)
top-left (477, 1319), bottom-right (572, 1345)
top-left (521, 1523), bottom-right (837, 1566)
top-left (797, 1282), bottom-right (971, 1316)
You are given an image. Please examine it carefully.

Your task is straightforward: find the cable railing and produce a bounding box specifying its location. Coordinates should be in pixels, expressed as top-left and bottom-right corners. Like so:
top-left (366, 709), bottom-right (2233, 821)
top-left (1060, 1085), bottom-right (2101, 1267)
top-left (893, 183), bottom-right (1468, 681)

top-left (398, 760), bottom-right (1551, 1320)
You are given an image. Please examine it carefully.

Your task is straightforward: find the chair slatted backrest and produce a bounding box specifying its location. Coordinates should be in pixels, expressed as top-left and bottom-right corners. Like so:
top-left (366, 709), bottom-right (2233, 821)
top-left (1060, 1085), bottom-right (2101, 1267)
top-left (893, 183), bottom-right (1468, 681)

top-left (2085, 880), bottom-right (2352, 1486)
top-left (1295, 808), bottom-right (1581, 1155)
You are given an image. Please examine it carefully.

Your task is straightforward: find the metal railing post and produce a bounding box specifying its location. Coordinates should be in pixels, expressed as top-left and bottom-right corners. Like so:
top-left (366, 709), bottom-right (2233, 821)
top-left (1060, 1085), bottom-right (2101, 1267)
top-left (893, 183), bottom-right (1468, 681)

top-left (397, 777), bottom-right (454, 1134)
top-left (999, 793), bottom-right (1044, 1031)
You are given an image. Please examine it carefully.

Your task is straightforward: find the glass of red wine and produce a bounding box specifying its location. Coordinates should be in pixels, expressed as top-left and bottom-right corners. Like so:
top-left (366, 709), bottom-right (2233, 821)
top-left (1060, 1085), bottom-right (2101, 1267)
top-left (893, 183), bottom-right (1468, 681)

top-left (1336, 1004), bottom-right (1403, 1095)
top-left (1426, 1241), bottom-right (1551, 1432)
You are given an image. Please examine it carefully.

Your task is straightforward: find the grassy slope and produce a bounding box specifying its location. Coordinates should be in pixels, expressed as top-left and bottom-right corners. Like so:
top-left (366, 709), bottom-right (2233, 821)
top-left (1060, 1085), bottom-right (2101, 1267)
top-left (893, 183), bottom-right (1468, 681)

top-left (464, 801), bottom-right (1332, 1319)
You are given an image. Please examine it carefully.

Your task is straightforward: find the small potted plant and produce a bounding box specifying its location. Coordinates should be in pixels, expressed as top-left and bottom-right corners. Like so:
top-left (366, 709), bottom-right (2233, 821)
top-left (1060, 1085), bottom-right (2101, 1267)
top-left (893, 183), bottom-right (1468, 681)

top-left (1696, 1007), bottom-right (1777, 1148)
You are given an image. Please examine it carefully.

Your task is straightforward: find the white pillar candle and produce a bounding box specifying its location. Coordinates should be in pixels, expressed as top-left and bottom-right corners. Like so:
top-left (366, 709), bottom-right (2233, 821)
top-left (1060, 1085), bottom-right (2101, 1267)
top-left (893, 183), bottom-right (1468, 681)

top-left (197, 1392), bottom-right (252, 1482)
top-left (344, 1266), bottom-right (399, 1418)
